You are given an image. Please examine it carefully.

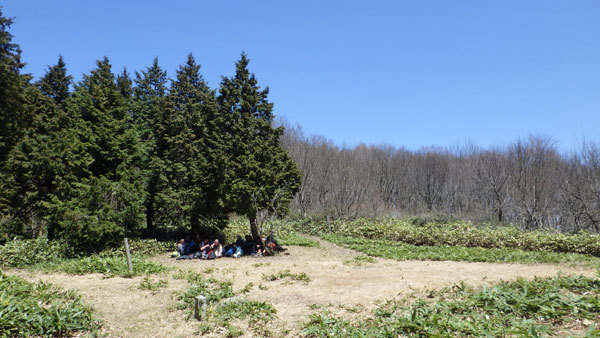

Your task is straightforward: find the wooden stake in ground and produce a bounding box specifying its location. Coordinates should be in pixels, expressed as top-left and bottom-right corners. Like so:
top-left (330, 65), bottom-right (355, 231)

top-left (124, 238), bottom-right (133, 273)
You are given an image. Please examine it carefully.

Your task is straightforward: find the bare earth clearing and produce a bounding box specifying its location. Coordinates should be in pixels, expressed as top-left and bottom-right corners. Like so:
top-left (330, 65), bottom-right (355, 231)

top-left (6, 238), bottom-right (596, 337)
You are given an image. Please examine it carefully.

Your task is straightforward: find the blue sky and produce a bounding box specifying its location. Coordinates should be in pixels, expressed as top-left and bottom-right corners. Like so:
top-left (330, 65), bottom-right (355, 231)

top-left (4, 1), bottom-right (600, 152)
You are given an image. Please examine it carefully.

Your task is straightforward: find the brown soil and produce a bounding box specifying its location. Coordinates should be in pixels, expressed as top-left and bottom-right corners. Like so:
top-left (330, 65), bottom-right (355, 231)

top-left (5, 237), bottom-right (596, 337)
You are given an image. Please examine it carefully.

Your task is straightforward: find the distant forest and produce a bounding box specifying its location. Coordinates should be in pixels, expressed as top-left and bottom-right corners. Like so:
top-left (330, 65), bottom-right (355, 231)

top-left (2, 8), bottom-right (599, 253)
top-left (282, 126), bottom-right (600, 234)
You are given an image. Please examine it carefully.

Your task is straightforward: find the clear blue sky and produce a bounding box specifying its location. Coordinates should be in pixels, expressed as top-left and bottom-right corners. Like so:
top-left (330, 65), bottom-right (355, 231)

top-left (4, 1), bottom-right (600, 152)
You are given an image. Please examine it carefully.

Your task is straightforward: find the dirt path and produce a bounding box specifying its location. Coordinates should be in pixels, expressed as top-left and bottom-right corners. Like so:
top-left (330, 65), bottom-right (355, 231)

top-left (6, 237), bottom-right (596, 337)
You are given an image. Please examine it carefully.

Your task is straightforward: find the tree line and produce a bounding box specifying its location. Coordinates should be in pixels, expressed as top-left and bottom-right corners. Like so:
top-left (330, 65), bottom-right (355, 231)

top-left (0, 9), bottom-right (300, 251)
top-left (281, 124), bottom-right (600, 233)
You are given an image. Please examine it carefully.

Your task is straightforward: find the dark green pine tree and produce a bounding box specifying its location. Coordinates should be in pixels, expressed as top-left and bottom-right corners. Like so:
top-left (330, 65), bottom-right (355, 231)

top-left (217, 53), bottom-right (301, 243)
top-left (158, 54), bottom-right (222, 234)
top-left (0, 9), bottom-right (27, 165)
top-left (58, 57), bottom-right (145, 252)
top-left (37, 55), bottom-right (71, 107)
top-left (2, 57), bottom-right (90, 241)
top-left (132, 57), bottom-right (168, 235)
top-left (0, 9), bottom-right (31, 240)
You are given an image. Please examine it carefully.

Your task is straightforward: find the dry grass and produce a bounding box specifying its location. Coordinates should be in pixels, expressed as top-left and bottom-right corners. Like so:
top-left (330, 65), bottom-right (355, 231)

top-left (5, 237), bottom-right (596, 337)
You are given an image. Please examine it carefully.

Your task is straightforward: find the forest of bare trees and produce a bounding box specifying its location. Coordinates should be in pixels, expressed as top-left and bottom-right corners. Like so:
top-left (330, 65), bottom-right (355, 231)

top-left (281, 122), bottom-right (600, 233)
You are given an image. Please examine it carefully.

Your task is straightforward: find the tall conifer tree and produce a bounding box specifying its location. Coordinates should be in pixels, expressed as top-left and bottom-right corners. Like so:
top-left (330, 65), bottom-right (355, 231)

top-left (57, 57), bottom-right (144, 251)
top-left (133, 58), bottom-right (168, 235)
top-left (37, 55), bottom-right (71, 107)
top-left (217, 53), bottom-right (300, 242)
top-left (158, 54), bottom-right (222, 233)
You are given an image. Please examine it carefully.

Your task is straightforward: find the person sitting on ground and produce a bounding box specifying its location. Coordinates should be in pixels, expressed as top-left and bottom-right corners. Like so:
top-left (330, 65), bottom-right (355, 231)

top-left (224, 242), bottom-right (242, 258)
top-left (175, 238), bottom-right (185, 256)
top-left (265, 233), bottom-right (287, 252)
top-left (198, 239), bottom-right (211, 259)
top-left (211, 239), bottom-right (223, 258)
top-left (243, 235), bottom-right (256, 256)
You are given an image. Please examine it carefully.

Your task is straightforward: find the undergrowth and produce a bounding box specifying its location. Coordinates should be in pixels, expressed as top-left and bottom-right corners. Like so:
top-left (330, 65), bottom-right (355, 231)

top-left (324, 234), bottom-right (600, 266)
top-left (301, 218), bottom-right (600, 257)
top-left (0, 272), bottom-right (101, 336)
top-left (303, 274), bottom-right (600, 337)
top-left (1, 238), bottom-right (168, 277)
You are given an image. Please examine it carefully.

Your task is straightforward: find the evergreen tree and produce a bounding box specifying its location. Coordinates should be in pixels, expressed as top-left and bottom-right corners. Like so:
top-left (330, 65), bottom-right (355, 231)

top-left (133, 58), bottom-right (168, 235)
top-left (37, 55), bottom-right (71, 106)
top-left (157, 54), bottom-right (223, 233)
top-left (0, 8), bottom-right (27, 164)
top-left (58, 57), bottom-right (145, 252)
top-left (217, 53), bottom-right (300, 243)
top-left (1, 57), bottom-right (90, 241)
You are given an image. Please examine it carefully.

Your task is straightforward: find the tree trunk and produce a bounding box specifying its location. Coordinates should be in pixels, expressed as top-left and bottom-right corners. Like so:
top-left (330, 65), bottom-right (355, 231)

top-left (250, 215), bottom-right (273, 255)
top-left (145, 187), bottom-right (155, 237)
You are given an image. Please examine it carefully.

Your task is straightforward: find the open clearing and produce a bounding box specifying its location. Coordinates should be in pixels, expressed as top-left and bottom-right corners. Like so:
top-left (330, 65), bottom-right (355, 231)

top-left (6, 238), bottom-right (596, 337)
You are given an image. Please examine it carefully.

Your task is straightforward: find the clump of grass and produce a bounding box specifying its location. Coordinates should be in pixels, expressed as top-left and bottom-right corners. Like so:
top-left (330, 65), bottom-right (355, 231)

top-left (303, 274), bottom-right (600, 337)
top-left (262, 269), bottom-right (311, 284)
top-left (343, 254), bottom-right (376, 266)
top-left (239, 282), bottom-right (254, 294)
top-left (324, 234), bottom-right (600, 265)
top-left (253, 262), bottom-right (271, 268)
top-left (138, 276), bottom-right (169, 293)
top-left (0, 272), bottom-right (101, 336)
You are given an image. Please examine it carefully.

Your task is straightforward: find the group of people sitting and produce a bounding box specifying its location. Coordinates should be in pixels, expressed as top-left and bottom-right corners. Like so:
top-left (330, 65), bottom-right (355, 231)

top-left (174, 234), bottom-right (286, 260)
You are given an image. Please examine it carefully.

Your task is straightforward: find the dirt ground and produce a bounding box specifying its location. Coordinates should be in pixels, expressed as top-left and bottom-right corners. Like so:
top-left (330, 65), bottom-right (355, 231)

top-left (6, 237), bottom-right (597, 337)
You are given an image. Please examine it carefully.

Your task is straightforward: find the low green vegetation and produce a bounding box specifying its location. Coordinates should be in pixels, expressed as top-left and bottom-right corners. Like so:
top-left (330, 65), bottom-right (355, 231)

top-left (138, 276), bottom-right (169, 293)
top-left (175, 270), bottom-right (277, 336)
top-left (262, 269), bottom-right (311, 284)
top-left (1, 238), bottom-right (167, 277)
top-left (278, 232), bottom-right (320, 247)
top-left (32, 254), bottom-right (167, 277)
top-left (325, 234), bottom-right (600, 265)
top-left (303, 274), bottom-right (600, 337)
top-left (0, 272), bottom-right (100, 336)
top-left (329, 218), bottom-right (600, 257)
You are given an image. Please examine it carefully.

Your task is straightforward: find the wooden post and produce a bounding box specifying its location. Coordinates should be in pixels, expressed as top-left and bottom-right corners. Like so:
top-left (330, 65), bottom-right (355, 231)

top-left (327, 215), bottom-right (332, 234)
top-left (124, 238), bottom-right (133, 273)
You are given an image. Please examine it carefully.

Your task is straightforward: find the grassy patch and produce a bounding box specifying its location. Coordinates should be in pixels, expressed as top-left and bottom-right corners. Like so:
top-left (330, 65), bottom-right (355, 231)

top-left (303, 274), bottom-right (600, 337)
top-left (0, 272), bottom-right (100, 336)
top-left (30, 254), bottom-right (167, 278)
top-left (175, 270), bottom-right (277, 336)
top-left (324, 234), bottom-right (600, 265)
top-left (262, 269), bottom-right (311, 284)
top-left (1, 238), bottom-right (168, 277)
top-left (278, 232), bottom-right (320, 247)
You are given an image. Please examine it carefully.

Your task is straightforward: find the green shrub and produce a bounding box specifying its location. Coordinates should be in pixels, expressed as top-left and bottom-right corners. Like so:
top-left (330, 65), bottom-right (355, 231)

top-left (0, 272), bottom-right (100, 336)
top-left (106, 238), bottom-right (173, 256)
top-left (0, 239), bottom-right (73, 267)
